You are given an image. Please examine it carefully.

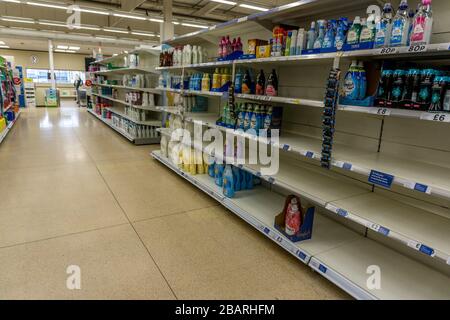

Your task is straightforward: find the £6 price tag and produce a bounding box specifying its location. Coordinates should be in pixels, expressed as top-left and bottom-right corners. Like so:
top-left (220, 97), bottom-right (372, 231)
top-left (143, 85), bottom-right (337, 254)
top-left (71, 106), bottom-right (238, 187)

top-left (420, 112), bottom-right (450, 123)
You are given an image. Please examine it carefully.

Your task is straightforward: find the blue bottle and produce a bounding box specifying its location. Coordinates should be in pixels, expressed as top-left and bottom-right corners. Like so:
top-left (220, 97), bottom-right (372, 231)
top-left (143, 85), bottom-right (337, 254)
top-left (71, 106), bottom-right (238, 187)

top-left (245, 172), bottom-right (254, 190)
top-left (343, 60), bottom-right (360, 100)
top-left (208, 158), bottom-right (215, 177)
top-left (235, 69), bottom-right (243, 94)
top-left (335, 18), bottom-right (348, 50)
top-left (358, 61), bottom-right (367, 100)
top-left (313, 20), bottom-right (326, 49)
top-left (323, 19), bottom-right (337, 49)
top-left (244, 104), bottom-right (253, 131)
top-left (390, 0), bottom-right (410, 47)
top-left (222, 165), bottom-right (235, 198)
top-left (214, 163), bottom-right (225, 186)
top-left (232, 166), bottom-right (241, 191)
top-left (375, 3), bottom-right (394, 48)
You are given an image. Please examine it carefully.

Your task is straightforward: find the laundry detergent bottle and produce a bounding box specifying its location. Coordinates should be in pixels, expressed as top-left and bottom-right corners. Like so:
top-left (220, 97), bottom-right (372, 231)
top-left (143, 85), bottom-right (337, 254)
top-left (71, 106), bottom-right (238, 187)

top-left (390, 0), bottom-right (410, 47)
top-left (358, 61), bottom-right (367, 100)
top-left (323, 19), bottom-right (336, 49)
top-left (410, 0), bottom-right (433, 45)
top-left (347, 16), bottom-right (362, 45)
top-left (375, 3), bottom-right (394, 48)
top-left (335, 17), bottom-right (348, 50)
top-left (313, 20), bottom-right (326, 49)
top-left (222, 165), bottom-right (235, 198)
top-left (343, 60), bottom-right (360, 100)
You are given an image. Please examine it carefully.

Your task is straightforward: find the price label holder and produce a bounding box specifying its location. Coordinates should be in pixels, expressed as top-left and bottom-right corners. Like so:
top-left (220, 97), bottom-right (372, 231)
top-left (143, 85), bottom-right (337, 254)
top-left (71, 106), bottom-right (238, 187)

top-left (377, 47), bottom-right (398, 55)
top-left (237, 16), bottom-right (248, 23)
top-left (408, 240), bottom-right (435, 257)
top-left (369, 223), bottom-right (390, 236)
top-left (414, 183), bottom-right (432, 194)
top-left (369, 107), bottom-right (391, 116)
top-left (407, 44), bottom-right (428, 53)
top-left (296, 250), bottom-right (307, 261)
top-left (334, 160), bottom-right (353, 171)
top-left (420, 112), bottom-right (450, 123)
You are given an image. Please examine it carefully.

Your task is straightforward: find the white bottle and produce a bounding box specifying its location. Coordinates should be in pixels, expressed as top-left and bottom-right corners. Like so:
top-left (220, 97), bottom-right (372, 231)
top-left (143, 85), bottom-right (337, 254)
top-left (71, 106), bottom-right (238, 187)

top-left (289, 29), bottom-right (298, 56)
top-left (197, 46), bottom-right (203, 64)
top-left (296, 28), bottom-right (307, 54)
top-left (192, 45), bottom-right (198, 64)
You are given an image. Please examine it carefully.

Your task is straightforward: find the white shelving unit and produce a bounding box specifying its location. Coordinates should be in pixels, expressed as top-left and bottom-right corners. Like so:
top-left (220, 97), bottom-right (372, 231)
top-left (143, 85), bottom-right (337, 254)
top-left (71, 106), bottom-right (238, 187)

top-left (152, 150), bottom-right (450, 300)
top-left (153, 0), bottom-right (450, 299)
top-left (0, 110), bottom-right (21, 145)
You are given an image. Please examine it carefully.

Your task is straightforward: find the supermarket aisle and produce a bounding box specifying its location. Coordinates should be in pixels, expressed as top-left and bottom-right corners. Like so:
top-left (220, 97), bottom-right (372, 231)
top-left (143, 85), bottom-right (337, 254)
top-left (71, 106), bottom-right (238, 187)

top-left (0, 104), bottom-right (349, 299)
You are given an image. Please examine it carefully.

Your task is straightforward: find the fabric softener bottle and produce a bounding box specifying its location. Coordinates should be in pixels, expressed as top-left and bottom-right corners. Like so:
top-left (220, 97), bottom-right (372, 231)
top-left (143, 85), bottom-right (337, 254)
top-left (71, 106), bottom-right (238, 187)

top-left (390, 0), bottom-right (410, 47)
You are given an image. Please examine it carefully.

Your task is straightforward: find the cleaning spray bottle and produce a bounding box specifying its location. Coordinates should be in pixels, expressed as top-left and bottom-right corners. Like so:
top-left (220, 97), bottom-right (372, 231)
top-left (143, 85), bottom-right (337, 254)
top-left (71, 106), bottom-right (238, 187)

top-left (347, 16), bottom-right (362, 45)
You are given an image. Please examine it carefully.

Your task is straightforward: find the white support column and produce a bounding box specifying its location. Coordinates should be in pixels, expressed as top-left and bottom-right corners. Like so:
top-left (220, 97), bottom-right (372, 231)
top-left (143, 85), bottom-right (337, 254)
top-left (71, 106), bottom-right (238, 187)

top-left (160, 0), bottom-right (174, 42)
top-left (48, 39), bottom-right (56, 90)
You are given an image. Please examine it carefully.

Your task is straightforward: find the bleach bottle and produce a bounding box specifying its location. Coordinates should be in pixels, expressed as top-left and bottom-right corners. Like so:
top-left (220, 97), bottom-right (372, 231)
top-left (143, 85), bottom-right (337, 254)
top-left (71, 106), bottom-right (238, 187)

top-left (390, 0), bottom-right (410, 47)
top-left (375, 3), bottom-right (394, 48)
top-left (343, 60), bottom-right (360, 100)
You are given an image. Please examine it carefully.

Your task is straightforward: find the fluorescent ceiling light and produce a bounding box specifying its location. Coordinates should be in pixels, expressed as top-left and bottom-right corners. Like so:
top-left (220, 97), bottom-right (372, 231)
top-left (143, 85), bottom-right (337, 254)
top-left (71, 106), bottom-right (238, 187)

top-left (69, 46), bottom-right (80, 50)
top-left (131, 31), bottom-right (155, 37)
top-left (55, 49), bottom-right (76, 53)
top-left (149, 18), bottom-right (163, 23)
top-left (181, 23), bottom-right (208, 29)
top-left (103, 28), bottom-right (129, 34)
top-left (26, 1), bottom-right (68, 10)
top-left (172, 21), bottom-right (180, 25)
top-left (239, 3), bottom-right (269, 11)
top-left (74, 25), bottom-right (101, 31)
top-left (74, 8), bottom-right (109, 15)
top-left (0, 45), bottom-right (10, 48)
top-left (113, 13), bottom-right (146, 21)
top-left (1, 0), bottom-right (21, 3)
top-left (96, 36), bottom-right (116, 41)
top-left (0, 41), bottom-right (4, 44)
top-left (1, 17), bottom-right (35, 24)
top-left (211, 0), bottom-right (237, 5)
top-left (57, 45), bottom-right (68, 49)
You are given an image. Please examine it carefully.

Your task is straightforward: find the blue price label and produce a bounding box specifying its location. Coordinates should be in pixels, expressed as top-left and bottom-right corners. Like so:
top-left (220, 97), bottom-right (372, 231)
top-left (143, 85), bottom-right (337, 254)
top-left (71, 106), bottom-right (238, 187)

top-left (368, 170), bottom-right (394, 188)
top-left (305, 151), bottom-right (314, 158)
top-left (343, 162), bottom-right (352, 171)
top-left (264, 227), bottom-right (270, 235)
top-left (378, 226), bottom-right (390, 236)
top-left (318, 264), bottom-right (327, 274)
top-left (414, 183), bottom-right (429, 193)
top-left (419, 244), bottom-right (435, 256)
top-left (337, 209), bottom-right (348, 217)
top-left (283, 144), bottom-right (290, 151)
top-left (297, 251), bottom-right (307, 261)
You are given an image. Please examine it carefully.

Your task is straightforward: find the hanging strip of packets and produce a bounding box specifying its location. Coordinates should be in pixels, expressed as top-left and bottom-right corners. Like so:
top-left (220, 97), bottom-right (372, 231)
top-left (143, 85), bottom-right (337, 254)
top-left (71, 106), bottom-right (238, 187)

top-left (321, 68), bottom-right (341, 169)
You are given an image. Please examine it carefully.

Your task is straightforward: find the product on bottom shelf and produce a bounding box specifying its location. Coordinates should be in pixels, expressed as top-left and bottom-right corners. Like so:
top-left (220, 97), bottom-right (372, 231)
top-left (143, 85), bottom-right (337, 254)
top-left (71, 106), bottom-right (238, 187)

top-left (274, 195), bottom-right (315, 242)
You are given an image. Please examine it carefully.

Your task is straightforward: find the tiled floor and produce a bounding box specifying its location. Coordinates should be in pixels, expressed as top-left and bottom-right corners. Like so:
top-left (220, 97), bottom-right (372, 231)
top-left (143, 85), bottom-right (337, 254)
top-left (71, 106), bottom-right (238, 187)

top-left (0, 103), bottom-right (349, 299)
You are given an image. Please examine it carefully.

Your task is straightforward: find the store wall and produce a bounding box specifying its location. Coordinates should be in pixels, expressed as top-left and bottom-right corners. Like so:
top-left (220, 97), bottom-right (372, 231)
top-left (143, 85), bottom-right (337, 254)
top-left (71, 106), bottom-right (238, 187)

top-left (0, 49), bottom-right (89, 105)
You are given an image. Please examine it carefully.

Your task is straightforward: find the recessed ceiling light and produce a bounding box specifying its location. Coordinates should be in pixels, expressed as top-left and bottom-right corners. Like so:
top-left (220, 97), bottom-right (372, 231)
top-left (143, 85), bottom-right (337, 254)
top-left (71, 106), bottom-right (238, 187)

top-left (239, 3), bottom-right (269, 11)
top-left (26, 1), bottom-right (68, 10)
top-left (103, 28), bottom-right (129, 34)
top-left (149, 18), bottom-right (164, 23)
top-left (113, 13), bottom-right (146, 21)
top-left (210, 0), bottom-right (237, 5)
top-left (181, 23), bottom-right (209, 29)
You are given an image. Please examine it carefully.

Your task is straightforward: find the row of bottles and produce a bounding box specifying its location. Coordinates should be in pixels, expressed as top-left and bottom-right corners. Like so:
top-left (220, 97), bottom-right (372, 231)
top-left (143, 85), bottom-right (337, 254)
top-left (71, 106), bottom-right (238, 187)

top-left (235, 69), bottom-right (278, 96)
top-left (218, 36), bottom-right (243, 59)
top-left (160, 45), bottom-right (208, 67)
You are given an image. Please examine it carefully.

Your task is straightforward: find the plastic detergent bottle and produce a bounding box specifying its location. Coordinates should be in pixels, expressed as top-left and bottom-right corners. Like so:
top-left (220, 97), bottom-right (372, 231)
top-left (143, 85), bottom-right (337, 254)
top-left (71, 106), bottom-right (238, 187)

top-left (346, 16), bottom-right (362, 45)
top-left (343, 60), bottom-right (360, 100)
top-left (358, 61), bottom-right (367, 100)
top-left (250, 105), bottom-right (259, 134)
top-left (201, 73), bottom-right (210, 92)
top-left (418, 69), bottom-right (435, 104)
top-left (244, 104), bottom-right (253, 131)
top-left (222, 165), bottom-right (235, 198)
top-left (265, 69), bottom-right (278, 96)
top-left (406, 9), bottom-right (415, 45)
top-left (313, 20), bottom-right (326, 49)
top-left (255, 70), bottom-right (266, 95)
top-left (289, 29), bottom-right (298, 55)
top-left (322, 19), bottom-right (336, 49)
top-left (232, 166), bottom-right (241, 191)
top-left (214, 163), bottom-right (225, 186)
top-left (241, 70), bottom-right (252, 94)
top-left (235, 69), bottom-right (243, 94)
top-left (295, 28), bottom-right (307, 54)
top-left (264, 106), bottom-right (273, 132)
top-left (245, 172), bottom-right (254, 190)
top-left (306, 22), bottom-right (316, 50)
top-left (402, 69), bottom-right (420, 101)
top-left (237, 103), bottom-right (246, 129)
top-left (285, 198), bottom-right (301, 236)
top-left (390, 0), bottom-right (410, 47)
top-left (377, 69), bottom-right (394, 100)
top-left (375, 3), bottom-right (394, 48)
top-left (285, 31), bottom-right (292, 56)
top-left (360, 17), bottom-right (375, 43)
top-left (335, 18), bottom-right (348, 50)
top-left (212, 68), bottom-right (221, 91)
top-left (410, 0), bottom-right (433, 45)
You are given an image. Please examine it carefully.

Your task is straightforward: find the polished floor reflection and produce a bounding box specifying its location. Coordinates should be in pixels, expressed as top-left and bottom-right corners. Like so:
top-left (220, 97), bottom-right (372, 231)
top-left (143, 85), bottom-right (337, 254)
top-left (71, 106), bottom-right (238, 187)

top-left (0, 103), bottom-right (349, 299)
